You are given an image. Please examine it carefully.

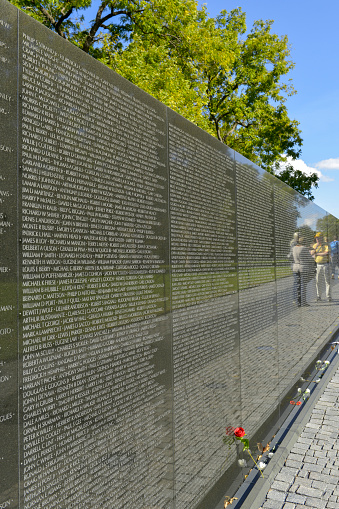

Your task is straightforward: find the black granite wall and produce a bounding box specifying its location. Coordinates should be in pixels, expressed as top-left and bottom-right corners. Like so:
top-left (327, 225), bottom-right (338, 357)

top-left (1, 2), bottom-right (339, 508)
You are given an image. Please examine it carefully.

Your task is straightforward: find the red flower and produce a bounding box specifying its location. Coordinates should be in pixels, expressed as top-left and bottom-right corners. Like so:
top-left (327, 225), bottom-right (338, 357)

top-left (290, 401), bottom-right (295, 405)
top-left (296, 401), bottom-right (302, 406)
top-left (234, 427), bottom-right (245, 438)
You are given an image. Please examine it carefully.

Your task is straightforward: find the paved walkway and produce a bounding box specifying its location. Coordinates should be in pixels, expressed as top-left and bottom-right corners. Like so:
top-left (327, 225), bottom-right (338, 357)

top-left (251, 358), bottom-right (339, 509)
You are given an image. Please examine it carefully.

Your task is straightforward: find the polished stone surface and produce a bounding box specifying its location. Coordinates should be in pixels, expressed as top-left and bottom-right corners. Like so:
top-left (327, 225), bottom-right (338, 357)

top-left (1, 1), bottom-right (339, 508)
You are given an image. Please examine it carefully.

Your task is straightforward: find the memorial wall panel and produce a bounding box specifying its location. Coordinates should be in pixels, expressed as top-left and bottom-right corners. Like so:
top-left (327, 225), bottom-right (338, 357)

top-left (274, 186), bottom-right (339, 409)
top-left (168, 112), bottom-right (240, 508)
top-left (17, 10), bottom-right (173, 509)
top-left (0, 2), bottom-right (19, 506)
top-left (297, 206), bottom-right (337, 357)
top-left (2, 1), bottom-right (339, 508)
top-left (235, 153), bottom-right (279, 435)
top-left (273, 179), bottom-right (302, 397)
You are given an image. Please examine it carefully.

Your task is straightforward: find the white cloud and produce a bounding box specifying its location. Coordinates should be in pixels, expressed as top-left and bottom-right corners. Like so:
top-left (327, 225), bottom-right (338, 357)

top-left (278, 157), bottom-right (334, 183)
top-left (315, 158), bottom-right (339, 170)
top-left (303, 215), bottom-right (319, 228)
top-left (297, 212), bottom-right (323, 231)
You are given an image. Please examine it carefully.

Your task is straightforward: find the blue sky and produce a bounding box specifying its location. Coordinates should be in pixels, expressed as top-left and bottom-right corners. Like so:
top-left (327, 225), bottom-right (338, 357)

top-left (84, 0), bottom-right (339, 216)
top-left (200, 0), bottom-right (339, 216)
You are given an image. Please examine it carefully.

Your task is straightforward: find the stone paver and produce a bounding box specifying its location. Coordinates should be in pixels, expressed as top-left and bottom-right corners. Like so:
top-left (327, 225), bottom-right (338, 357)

top-left (258, 364), bottom-right (339, 509)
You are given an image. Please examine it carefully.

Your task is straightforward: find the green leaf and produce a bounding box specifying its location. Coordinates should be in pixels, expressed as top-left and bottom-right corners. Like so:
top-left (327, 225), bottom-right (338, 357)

top-left (240, 438), bottom-right (250, 451)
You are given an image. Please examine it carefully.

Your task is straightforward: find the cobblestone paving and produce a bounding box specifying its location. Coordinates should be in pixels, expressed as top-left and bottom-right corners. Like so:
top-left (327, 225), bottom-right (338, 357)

top-left (259, 365), bottom-right (339, 509)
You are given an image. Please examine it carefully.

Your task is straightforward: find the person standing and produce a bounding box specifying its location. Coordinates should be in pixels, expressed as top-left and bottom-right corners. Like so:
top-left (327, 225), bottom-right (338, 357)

top-left (292, 237), bottom-right (314, 306)
top-left (330, 236), bottom-right (339, 279)
top-left (310, 232), bottom-right (331, 302)
top-left (287, 232), bottom-right (299, 262)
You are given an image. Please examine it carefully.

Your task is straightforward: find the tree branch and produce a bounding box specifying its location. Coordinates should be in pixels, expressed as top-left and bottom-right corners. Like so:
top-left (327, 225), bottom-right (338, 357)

top-left (222, 119), bottom-right (256, 143)
top-left (81, 3), bottom-right (144, 53)
top-left (81, 2), bottom-right (107, 52)
top-left (215, 118), bottom-right (222, 141)
top-left (223, 121), bottom-right (238, 141)
top-left (38, 5), bottom-right (63, 36)
top-left (208, 106), bottom-right (222, 141)
top-left (38, 4), bottom-right (76, 38)
top-left (237, 119), bottom-right (255, 128)
top-left (55, 7), bottom-right (74, 34)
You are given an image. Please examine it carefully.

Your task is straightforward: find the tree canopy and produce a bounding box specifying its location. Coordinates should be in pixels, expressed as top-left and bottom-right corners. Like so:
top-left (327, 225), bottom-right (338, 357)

top-left (316, 215), bottom-right (339, 240)
top-left (10, 0), bottom-right (319, 198)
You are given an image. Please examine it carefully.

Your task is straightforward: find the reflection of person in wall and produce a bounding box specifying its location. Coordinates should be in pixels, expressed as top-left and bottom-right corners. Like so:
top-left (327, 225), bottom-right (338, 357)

top-left (287, 232), bottom-right (299, 264)
top-left (292, 237), bottom-right (314, 306)
top-left (330, 236), bottom-right (339, 279)
top-left (310, 232), bottom-right (331, 302)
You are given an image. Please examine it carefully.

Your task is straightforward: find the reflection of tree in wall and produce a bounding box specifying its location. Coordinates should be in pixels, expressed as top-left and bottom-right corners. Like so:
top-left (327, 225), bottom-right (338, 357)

top-left (265, 175), bottom-right (298, 262)
top-left (272, 162), bottom-right (319, 201)
top-left (316, 215), bottom-right (339, 242)
top-left (170, 137), bottom-right (234, 271)
top-left (327, 215), bottom-right (339, 241)
top-left (235, 164), bottom-right (272, 252)
top-left (264, 173), bottom-right (322, 261)
top-left (298, 224), bottom-right (316, 248)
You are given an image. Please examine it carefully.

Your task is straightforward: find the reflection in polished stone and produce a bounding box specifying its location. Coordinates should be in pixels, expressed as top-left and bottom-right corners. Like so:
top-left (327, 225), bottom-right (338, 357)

top-left (168, 116), bottom-right (240, 508)
top-left (22, 318), bottom-right (173, 508)
top-left (172, 296), bottom-right (241, 509)
top-left (235, 156), bottom-right (278, 436)
top-left (1, 2), bottom-right (339, 507)
top-left (18, 9), bottom-right (172, 508)
top-left (238, 284), bottom-right (279, 435)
